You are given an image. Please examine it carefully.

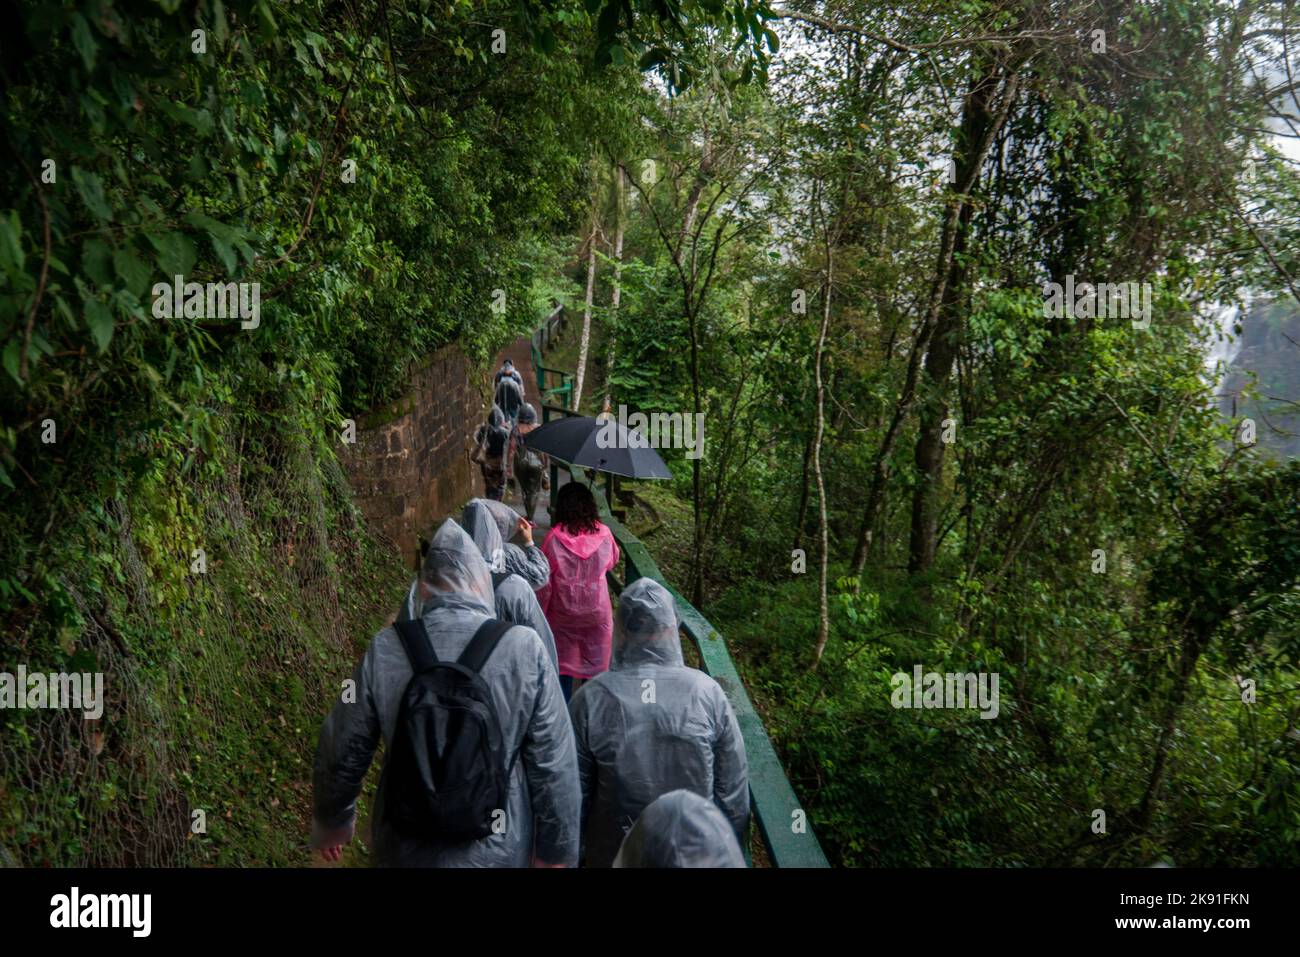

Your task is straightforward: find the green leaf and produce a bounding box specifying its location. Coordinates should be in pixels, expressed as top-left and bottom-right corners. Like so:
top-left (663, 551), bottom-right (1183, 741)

top-left (147, 232), bottom-right (197, 278)
top-left (85, 299), bottom-right (114, 352)
top-left (240, 80), bottom-right (266, 108)
top-left (183, 213), bottom-right (240, 273)
top-left (210, 237), bottom-right (237, 274)
top-left (638, 46), bottom-right (670, 70)
top-left (71, 14), bottom-right (97, 72)
top-left (82, 239), bottom-right (113, 287)
top-left (0, 210), bottom-right (23, 277)
top-left (159, 101), bottom-right (215, 137)
top-left (113, 247), bottom-right (152, 298)
top-left (2, 338), bottom-right (22, 384)
top-left (71, 168), bottom-right (112, 222)
top-left (255, 0), bottom-right (277, 38)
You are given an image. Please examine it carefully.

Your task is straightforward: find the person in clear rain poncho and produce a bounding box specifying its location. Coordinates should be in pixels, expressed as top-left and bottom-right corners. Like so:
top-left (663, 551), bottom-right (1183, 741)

top-left (496, 574), bottom-right (558, 675)
top-left (613, 789), bottom-right (746, 868)
top-left (462, 498), bottom-right (550, 590)
top-left (471, 406), bottom-right (513, 501)
top-left (311, 518), bottom-right (578, 867)
top-left (397, 501), bottom-right (553, 657)
top-left (457, 499), bottom-right (557, 671)
top-left (568, 577), bottom-right (750, 867)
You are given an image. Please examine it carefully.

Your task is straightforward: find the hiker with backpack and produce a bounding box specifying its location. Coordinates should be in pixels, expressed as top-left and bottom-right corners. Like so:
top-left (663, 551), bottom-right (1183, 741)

top-left (568, 577), bottom-right (750, 867)
top-left (397, 500), bottom-right (553, 665)
top-left (472, 405), bottom-right (513, 501)
top-left (512, 403), bottom-right (549, 524)
top-left (494, 372), bottom-right (525, 427)
top-left (311, 518), bottom-right (579, 867)
top-left (495, 358), bottom-right (524, 393)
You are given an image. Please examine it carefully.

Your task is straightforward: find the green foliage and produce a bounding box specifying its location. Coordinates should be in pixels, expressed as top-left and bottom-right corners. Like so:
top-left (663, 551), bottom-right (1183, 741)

top-left (599, 0), bottom-right (1300, 866)
top-left (4, 0), bottom-right (1298, 868)
top-left (0, 0), bottom-right (636, 864)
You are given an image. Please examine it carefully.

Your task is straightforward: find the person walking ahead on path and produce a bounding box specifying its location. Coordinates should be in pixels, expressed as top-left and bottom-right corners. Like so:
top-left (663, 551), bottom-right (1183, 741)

top-left (461, 499), bottom-right (558, 673)
top-left (512, 403), bottom-right (549, 523)
top-left (471, 405), bottom-right (513, 501)
top-left (494, 372), bottom-right (525, 426)
top-left (462, 498), bottom-right (550, 590)
top-left (568, 577), bottom-right (749, 868)
top-left (536, 482), bottom-right (619, 703)
top-left (398, 499), bottom-right (550, 628)
top-left (311, 518), bottom-right (579, 867)
top-left (495, 358), bottom-right (524, 393)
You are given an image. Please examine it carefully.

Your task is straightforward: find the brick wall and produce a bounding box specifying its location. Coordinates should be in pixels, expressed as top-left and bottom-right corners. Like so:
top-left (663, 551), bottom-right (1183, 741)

top-left (341, 344), bottom-right (486, 570)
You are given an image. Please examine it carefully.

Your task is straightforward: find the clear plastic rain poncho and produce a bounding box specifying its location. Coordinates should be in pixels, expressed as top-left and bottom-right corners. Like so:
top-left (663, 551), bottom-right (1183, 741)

top-left (494, 376), bottom-right (524, 421)
top-left (613, 789), bottom-right (746, 868)
top-left (476, 406), bottom-right (511, 459)
top-left (311, 518), bottom-right (579, 866)
top-left (462, 498), bottom-right (550, 589)
top-left (479, 498), bottom-right (522, 543)
top-left (496, 574), bottom-right (558, 674)
top-left (568, 577), bottom-right (750, 867)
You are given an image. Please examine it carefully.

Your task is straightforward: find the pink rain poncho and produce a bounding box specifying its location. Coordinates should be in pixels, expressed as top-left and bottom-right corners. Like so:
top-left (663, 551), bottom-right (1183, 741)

top-left (537, 523), bottom-right (620, 679)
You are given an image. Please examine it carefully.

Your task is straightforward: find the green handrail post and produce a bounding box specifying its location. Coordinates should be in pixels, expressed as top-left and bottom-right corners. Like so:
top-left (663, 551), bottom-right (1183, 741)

top-left (533, 304), bottom-right (570, 409)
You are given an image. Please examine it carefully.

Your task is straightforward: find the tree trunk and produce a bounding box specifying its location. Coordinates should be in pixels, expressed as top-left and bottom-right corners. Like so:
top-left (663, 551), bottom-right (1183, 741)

top-left (604, 167), bottom-right (625, 408)
top-left (846, 66), bottom-right (1018, 583)
top-left (811, 244), bottom-right (834, 666)
top-left (687, 302), bottom-right (705, 606)
top-left (906, 239), bottom-right (969, 572)
top-left (1135, 630), bottom-right (1208, 828)
top-left (907, 68), bottom-right (1019, 573)
top-left (678, 137), bottom-right (711, 250)
top-left (793, 424), bottom-right (813, 552)
top-left (573, 215), bottom-right (598, 411)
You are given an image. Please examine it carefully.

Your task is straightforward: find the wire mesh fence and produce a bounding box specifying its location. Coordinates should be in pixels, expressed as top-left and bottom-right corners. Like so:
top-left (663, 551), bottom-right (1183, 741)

top-left (1, 403), bottom-right (408, 866)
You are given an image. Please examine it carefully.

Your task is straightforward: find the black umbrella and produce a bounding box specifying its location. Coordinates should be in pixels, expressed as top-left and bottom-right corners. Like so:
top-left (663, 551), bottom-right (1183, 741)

top-left (522, 415), bottom-right (673, 479)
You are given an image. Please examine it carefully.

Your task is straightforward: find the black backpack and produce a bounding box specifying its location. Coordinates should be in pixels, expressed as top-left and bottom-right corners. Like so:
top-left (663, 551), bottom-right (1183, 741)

top-left (513, 426), bottom-right (543, 472)
top-left (381, 616), bottom-right (520, 842)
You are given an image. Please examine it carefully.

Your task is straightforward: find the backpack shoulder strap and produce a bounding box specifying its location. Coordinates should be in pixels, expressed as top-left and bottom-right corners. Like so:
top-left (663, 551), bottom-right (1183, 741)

top-left (458, 618), bottom-right (514, 673)
top-left (393, 617), bottom-right (439, 674)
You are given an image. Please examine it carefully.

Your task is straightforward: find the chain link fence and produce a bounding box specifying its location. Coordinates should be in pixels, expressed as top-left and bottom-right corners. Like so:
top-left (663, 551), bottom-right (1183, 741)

top-left (1, 403), bottom-right (408, 866)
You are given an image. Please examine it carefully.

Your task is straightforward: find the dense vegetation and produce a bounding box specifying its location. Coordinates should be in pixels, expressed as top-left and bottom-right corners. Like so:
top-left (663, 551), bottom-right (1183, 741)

top-left (0, 0), bottom-right (632, 864)
top-left (3, 0), bottom-right (1298, 866)
top-left (557, 1), bottom-right (1300, 866)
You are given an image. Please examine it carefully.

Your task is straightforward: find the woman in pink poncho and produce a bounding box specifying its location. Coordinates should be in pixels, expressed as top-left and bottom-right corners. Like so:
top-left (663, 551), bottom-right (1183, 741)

top-left (537, 482), bottom-right (620, 702)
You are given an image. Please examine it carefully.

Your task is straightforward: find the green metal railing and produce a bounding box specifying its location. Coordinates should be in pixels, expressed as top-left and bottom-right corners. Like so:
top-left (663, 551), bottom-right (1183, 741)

top-left (531, 305), bottom-right (574, 409)
top-left (535, 403), bottom-right (828, 867)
